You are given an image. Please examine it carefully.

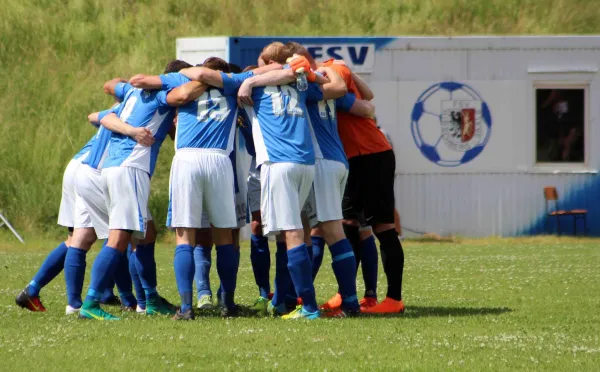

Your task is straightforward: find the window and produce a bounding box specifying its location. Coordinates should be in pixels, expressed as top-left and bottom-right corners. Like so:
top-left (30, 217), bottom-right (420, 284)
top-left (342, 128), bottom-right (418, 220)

top-left (535, 86), bottom-right (586, 164)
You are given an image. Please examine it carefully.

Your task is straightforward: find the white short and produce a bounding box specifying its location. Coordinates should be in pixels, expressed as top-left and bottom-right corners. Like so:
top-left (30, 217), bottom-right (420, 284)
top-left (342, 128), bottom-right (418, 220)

top-left (57, 159), bottom-right (81, 228)
top-left (260, 162), bottom-right (315, 236)
top-left (199, 190), bottom-right (246, 230)
top-left (168, 150), bottom-right (237, 229)
top-left (247, 157), bottom-right (261, 213)
top-left (102, 166), bottom-right (152, 239)
top-left (304, 159), bottom-right (348, 227)
top-left (74, 164), bottom-right (109, 239)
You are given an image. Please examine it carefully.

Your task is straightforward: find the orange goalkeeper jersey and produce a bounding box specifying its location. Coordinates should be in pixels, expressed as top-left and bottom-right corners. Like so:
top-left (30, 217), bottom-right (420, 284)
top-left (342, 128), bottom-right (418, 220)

top-left (322, 59), bottom-right (391, 159)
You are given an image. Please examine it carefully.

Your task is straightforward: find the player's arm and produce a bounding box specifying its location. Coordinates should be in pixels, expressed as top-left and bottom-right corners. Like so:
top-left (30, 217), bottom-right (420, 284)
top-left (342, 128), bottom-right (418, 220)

top-left (351, 72), bottom-right (374, 100)
top-left (103, 78), bottom-right (128, 96)
top-left (129, 74), bottom-right (163, 90)
top-left (337, 93), bottom-right (376, 119)
top-left (178, 67), bottom-right (225, 88)
top-left (100, 113), bottom-right (155, 146)
top-left (237, 69), bottom-right (296, 105)
top-left (316, 67), bottom-right (347, 100)
top-left (166, 81), bottom-right (209, 106)
top-left (88, 112), bottom-right (101, 128)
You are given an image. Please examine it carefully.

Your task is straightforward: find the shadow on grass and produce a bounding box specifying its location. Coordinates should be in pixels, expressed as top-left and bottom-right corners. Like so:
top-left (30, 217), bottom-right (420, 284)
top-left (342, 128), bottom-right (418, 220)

top-left (363, 306), bottom-right (513, 319)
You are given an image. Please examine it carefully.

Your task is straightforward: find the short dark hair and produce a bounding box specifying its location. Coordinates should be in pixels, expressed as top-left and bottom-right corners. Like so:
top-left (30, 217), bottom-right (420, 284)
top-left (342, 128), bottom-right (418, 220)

top-left (164, 59), bottom-right (192, 73)
top-left (228, 63), bottom-right (242, 74)
top-left (202, 57), bottom-right (230, 72)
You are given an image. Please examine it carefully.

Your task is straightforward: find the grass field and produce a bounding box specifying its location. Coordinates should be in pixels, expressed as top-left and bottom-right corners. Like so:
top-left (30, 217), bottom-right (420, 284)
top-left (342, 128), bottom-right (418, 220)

top-left (1, 235), bottom-right (599, 371)
top-left (2, 0), bottom-right (600, 238)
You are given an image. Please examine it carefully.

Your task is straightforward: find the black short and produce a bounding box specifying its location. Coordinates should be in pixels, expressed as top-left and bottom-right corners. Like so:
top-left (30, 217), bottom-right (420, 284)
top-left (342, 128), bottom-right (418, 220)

top-left (342, 150), bottom-right (396, 226)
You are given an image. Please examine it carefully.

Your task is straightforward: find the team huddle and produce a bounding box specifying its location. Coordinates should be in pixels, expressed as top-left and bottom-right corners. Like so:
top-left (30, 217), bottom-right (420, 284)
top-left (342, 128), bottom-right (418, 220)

top-left (15, 41), bottom-right (405, 320)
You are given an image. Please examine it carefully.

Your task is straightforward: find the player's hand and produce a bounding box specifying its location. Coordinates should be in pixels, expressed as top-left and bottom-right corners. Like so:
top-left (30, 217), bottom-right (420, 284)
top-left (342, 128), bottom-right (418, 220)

top-left (131, 127), bottom-right (155, 147)
top-left (237, 80), bottom-right (254, 106)
top-left (288, 56), bottom-right (311, 73)
top-left (129, 74), bottom-right (147, 88)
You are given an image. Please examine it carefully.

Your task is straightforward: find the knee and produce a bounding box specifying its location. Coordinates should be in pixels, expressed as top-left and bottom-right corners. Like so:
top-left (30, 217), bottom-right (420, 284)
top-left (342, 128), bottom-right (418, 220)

top-left (140, 221), bottom-right (157, 244)
top-left (251, 220), bottom-right (263, 236)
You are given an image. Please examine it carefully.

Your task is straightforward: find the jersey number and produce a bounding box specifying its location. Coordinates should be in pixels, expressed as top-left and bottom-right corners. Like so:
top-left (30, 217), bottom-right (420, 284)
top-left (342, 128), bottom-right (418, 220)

top-left (197, 89), bottom-right (229, 122)
top-left (318, 99), bottom-right (336, 121)
top-left (264, 85), bottom-right (303, 117)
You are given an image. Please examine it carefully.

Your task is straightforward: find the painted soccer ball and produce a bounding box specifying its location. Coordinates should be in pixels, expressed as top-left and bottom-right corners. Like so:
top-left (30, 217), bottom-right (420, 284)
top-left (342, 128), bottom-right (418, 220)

top-left (411, 82), bottom-right (492, 167)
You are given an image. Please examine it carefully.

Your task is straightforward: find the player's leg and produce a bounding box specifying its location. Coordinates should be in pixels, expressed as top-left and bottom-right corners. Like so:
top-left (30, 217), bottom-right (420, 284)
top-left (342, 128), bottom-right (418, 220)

top-left (127, 241), bottom-right (146, 313)
top-left (361, 150), bottom-right (405, 314)
top-left (170, 152), bottom-right (205, 320)
top-left (204, 153), bottom-right (238, 317)
top-left (248, 173), bottom-right (272, 310)
top-left (309, 159), bottom-right (359, 317)
top-left (310, 227), bottom-right (325, 281)
top-left (63, 165), bottom-right (106, 315)
top-left (80, 167), bottom-right (151, 320)
top-left (358, 225), bottom-right (379, 310)
top-left (279, 163), bottom-right (319, 320)
top-left (194, 226), bottom-right (213, 309)
top-left (16, 160), bottom-right (80, 312)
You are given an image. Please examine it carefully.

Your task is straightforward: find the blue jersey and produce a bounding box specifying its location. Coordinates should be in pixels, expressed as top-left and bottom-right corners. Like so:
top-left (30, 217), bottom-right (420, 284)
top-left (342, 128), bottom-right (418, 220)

top-left (102, 83), bottom-right (175, 176)
top-left (305, 84), bottom-right (349, 168)
top-left (159, 72), bottom-right (239, 153)
top-left (82, 106), bottom-right (121, 170)
top-left (73, 136), bottom-right (95, 162)
top-left (237, 109), bottom-right (255, 158)
top-left (230, 72), bottom-right (319, 167)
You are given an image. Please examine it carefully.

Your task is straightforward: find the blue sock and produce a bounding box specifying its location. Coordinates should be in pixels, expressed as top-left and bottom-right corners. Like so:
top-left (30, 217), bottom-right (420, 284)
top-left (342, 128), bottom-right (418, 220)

top-left (64, 247), bottom-right (87, 308)
top-left (135, 242), bottom-right (157, 299)
top-left (311, 236), bottom-right (325, 281)
top-left (330, 239), bottom-right (359, 311)
top-left (287, 244), bottom-right (318, 313)
top-left (193, 244), bottom-right (212, 298)
top-left (28, 242), bottom-right (68, 297)
top-left (250, 234), bottom-right (271, 299)
top-left (128, 246), bottom-right (146, 309)
top-left (84, 246), bottom-right (122, 303)
top-left (174, 244), bottom-right (194, 312)
top-left (114, 249), bottom-right (136, 308)
top-left (360, 236), bottom-right (379, 299)
top-left (216, 244), bottom-right (237, 309)
top-left (272, 241), bottom-right (292, 307)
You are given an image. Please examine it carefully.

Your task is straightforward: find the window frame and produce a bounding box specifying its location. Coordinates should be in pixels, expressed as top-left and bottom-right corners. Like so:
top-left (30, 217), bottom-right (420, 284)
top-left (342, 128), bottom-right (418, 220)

top-left (533, 81), bottom-right (589, 171)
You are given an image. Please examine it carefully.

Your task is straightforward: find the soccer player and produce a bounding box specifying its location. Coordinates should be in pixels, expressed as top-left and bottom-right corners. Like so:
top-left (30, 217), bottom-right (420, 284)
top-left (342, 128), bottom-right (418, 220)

top-left (134, 57), bottom-right (249, 319)
top-left (320, 59), bottom-right (406, 314)
top-left (63, 102), bottom-right (155, 315)
top-left (233, 42), bottom-right (326, 320)
top-left (77, 61), bottom-right (193, 320)
top-left (15, 119), bottom-right (103, 312)
top-left (377, 120), bottom-right (403, 237)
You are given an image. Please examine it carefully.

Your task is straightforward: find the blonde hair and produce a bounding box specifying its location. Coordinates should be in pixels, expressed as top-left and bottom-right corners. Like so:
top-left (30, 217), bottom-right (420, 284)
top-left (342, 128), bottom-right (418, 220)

top-left (259, 42), bottom-right (293, 65)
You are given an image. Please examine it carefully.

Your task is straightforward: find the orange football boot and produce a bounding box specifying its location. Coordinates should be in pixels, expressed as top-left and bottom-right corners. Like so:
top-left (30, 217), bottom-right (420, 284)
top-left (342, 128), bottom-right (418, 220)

top-left (359, 297), bottom-right (378, 312)
top-left (319, 293), bottom-right (342, 311)
top-left (361, 297), bottom-right (405, 314)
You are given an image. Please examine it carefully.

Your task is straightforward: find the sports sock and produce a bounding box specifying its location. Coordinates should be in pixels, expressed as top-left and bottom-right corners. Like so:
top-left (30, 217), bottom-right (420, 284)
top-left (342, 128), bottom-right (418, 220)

top-left (64, 247), bottom-right (87, 308)
top-left (193, 244), bottom-right (212, 298)
top-left (272, 241), bottom-right (292, 307)
top-left (135, 242), bottom-right (157, 298)
top-left (329, 239), bottom-right (359, 311)
top-left (28, 242), bottom-right (68, 297)
top-left (174, 244), bottom-right (194, 312)
top-left (310, 236), bottom-right (325, 281)
top-left (250, 234), bottom-right (271, 299)
top-left (360, 235), bottom-right (379, 299)
top-left (374, 229), bottom-right (405, 301)
top-left (216, 244), bottom-right (237, 309)
top-left (287, 244), bottom-right (318, 313)
top-left (128, 246), bottom-right (146, 309)
top-left (114, 249), bottom-right (136, 308)
top-left (84, 245), bottom-right (122, 303)
top-left (343, 224), bottom-right (362, 270)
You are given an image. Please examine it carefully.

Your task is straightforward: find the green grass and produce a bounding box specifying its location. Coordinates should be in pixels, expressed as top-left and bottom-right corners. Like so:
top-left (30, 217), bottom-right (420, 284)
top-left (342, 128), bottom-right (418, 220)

top-left (2, 0), bottom-right (600, 238)
top-left (1, 236), bottom-right (599, 370)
